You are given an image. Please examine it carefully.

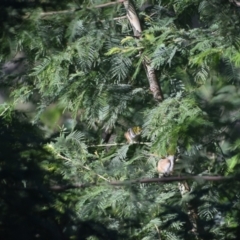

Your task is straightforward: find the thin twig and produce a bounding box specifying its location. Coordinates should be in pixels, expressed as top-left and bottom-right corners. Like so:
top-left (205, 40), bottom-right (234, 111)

top-left (109, 175), bottom-right (232, 186)
top-left (88, 142), bottom-right (151, 147)
top-left (15, 183), bottom-right (93, 191)
top-left (154, 224), bottom-right (161, 240)
top-left (40, 9), bottom-right (75, 16)
top-left (99, 16), bottom-right (127, 23)
top-left (90, 0), bottom-right (125, 8)
top-left (10, 175), bottom-right (234, 192)
top-left (40, 0), bottom-right (125, 17)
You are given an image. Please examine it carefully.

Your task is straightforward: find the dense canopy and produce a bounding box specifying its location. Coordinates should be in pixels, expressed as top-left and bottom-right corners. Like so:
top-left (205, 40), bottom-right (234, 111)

top-left (1, 0), bottom-right (240, 239)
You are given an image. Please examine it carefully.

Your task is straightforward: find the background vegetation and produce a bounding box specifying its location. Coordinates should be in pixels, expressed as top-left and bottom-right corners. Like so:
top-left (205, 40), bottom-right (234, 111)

top-left (1, 0), bottom-right (240, 239)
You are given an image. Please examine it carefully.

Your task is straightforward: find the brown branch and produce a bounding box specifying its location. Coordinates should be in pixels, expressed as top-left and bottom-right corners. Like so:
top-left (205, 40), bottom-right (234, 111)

top-left (110, 16), bottom-right (127, 21)
top-left (40, 9), bottom-right (75, 16)
top-left (143, 58), bottom-right (164, 101)
top-left (88, 142), bottom-right (151, 147)
top-left (110, 175), bottom-right (232, 185)
top-left (11, 175), bottom-right (233, 192)
top-left (123, 0), bottom-right (163, 102)
top-left (13, 183), bottom-right (94, 192)
top-left (49, 183), bottom-right (91, 190)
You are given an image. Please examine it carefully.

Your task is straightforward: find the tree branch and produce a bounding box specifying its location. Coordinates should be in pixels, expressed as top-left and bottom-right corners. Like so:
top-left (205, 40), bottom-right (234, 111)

top-left (123, 0), bottom-right (164, 101)
top-left (10, 175), bottom-right (233, 192)
top-left (110, 175), bottom-right (232, 185)
top-left (13, 183), bottom-right (93, 192)
top-left (88, 142), bottom-right (151, 147)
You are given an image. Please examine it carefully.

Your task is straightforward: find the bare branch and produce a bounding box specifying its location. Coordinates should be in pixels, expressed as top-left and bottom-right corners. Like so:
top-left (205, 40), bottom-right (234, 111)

top-left (110, 175), bottom-right (232, 185)
top-left (143, 58), bottom-right (164, 101)
top-left (13, 183), bottom-right (94, 192)
top-left (11, 175), bottom-right (233, 192)
top-left (123, 1), bottom-right (163, 101)
top-left (88, 142), bottom-right (151, 147)
top-left (40, 9), bottom-right (75, 17)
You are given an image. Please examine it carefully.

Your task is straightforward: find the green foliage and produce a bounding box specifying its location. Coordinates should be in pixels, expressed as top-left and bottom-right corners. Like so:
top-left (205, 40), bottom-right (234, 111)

top-left (143, 95), bottom-right (212, 155)
top-left (0, 112), bottom-right (72, 239)
top-left (2, 0), bottom-right (240, 239)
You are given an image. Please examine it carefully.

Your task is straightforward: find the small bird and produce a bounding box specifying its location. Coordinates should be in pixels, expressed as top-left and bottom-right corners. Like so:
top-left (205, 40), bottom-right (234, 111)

top-left (157, 155), bottom-right (175, 177)
top-left (124, 126), bottom-right (142, 144)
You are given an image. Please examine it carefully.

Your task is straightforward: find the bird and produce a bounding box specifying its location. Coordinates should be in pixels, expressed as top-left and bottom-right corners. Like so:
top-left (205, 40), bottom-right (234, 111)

top-left (124, 126), bottom-right (142, 144)
top-left (157, 155), bottom-right (175, 177)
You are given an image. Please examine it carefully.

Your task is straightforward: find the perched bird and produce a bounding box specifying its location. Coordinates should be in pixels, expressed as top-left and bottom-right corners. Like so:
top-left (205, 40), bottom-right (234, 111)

top-left (157, 155), bottom-right (175, 177)
top-left (124, 126), bottom-right (142, 144)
